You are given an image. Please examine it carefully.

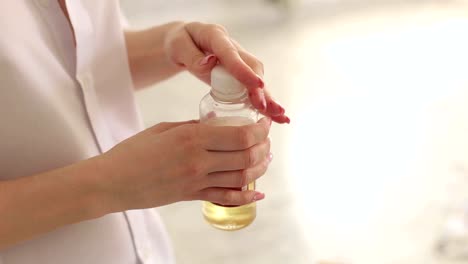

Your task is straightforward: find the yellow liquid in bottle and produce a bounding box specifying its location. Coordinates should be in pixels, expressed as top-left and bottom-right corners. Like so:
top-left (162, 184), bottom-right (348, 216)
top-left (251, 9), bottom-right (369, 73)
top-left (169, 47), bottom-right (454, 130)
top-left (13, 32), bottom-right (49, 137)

top-left (202, 116), bottom-right (257, 231)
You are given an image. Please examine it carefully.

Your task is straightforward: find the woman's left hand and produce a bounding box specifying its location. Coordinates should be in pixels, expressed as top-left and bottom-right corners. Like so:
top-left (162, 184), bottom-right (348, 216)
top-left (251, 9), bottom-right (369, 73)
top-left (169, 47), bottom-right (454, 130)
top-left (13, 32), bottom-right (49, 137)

top-left (164, 22), bottom-right (290, 124)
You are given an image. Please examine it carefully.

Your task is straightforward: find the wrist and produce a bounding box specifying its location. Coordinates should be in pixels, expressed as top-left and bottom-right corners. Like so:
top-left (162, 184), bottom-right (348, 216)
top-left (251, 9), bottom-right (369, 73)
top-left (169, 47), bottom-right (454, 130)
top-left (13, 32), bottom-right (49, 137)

top-left (74, 156), bottom-right (119, 218)
top-left (162, 21), bottom-right (187, 68)
top-left (125, 21), bottom-right (187, 89)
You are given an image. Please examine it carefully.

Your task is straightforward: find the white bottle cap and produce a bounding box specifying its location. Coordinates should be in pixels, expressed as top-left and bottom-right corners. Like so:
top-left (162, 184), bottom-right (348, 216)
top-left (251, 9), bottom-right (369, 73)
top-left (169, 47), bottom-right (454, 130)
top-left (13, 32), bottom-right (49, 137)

top-left (211, 65), bottom-right (247, 101)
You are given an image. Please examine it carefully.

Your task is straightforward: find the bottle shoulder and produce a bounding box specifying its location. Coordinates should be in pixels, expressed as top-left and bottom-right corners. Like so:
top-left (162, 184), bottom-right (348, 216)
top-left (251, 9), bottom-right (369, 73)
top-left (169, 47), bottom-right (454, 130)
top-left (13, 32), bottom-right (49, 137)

top-left (200, 92), bottom-right (258, 122)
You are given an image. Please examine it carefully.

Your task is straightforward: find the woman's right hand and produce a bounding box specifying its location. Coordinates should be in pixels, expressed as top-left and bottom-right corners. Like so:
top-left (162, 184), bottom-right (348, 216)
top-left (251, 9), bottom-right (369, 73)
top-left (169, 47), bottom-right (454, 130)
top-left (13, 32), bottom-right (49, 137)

top-left (96, 117), bottom-right (272, 212)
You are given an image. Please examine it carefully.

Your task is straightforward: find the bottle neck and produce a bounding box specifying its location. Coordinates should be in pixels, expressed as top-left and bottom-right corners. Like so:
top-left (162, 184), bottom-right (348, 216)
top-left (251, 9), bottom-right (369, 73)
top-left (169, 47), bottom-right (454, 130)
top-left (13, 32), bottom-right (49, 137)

top-left (210, 90), bottom-right (249, 104)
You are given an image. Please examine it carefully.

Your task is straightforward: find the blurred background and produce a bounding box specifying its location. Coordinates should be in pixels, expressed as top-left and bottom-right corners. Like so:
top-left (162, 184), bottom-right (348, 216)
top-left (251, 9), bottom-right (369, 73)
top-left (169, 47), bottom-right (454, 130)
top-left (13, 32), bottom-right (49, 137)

top-left (120, 0), bottom-right (468, 263)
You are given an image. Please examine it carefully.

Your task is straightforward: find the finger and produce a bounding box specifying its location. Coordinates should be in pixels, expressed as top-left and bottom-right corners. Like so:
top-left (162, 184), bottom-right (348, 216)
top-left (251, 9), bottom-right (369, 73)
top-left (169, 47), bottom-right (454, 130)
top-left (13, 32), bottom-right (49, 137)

top-left (185, 23), bottom-right (263, 90)
top-left (262, 89), bottom-right (286, 117)
top-left (233, 44), bottom-right (264, 76)
top-left (205, 154), bottom-right (272, 188)
top-left (168, 30), bottom-right (218, 83)
top-left (197, 188), bottom-right (265, 206)
top-left (271, 115), bottom-right (291, 124)
top-left (206, 137), bottom-right (271, 173)
top-left (150, 120), bottom-right (199, 134)
top-left (233, 46), bottom-right (287, 117)
top-left (233, 48), bottom-right (268, 112)
top-left (249, 88), bottom-right (267, 113)
top-left (200, 117), bottom-right (271, 151)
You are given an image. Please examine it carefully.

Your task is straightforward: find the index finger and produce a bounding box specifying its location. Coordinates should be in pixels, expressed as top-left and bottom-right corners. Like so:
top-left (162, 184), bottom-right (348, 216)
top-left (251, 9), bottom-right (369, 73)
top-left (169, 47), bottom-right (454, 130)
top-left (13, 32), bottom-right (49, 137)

top-left (185, 23), bottom-right (264, 90)
top-left (199, 117), bottom-right (272, 151)
top-left (211, 36), bottom-right (263, 91)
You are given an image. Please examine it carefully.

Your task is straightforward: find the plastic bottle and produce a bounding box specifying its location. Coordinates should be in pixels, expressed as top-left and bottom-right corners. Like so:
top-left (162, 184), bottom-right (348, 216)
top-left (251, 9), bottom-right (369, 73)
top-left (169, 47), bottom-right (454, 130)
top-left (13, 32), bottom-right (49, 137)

top-left (200, 65), bottom-right (259, 231)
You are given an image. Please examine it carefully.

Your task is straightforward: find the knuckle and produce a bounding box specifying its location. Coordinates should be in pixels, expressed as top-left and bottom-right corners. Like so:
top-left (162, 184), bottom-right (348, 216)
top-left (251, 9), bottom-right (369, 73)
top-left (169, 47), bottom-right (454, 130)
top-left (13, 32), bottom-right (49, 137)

top-left (218, 46), bottom-right (239, 59)
top-left (210, 23), bottom-right (228, 34)
top-left (243, 148), bottom-right (255, 168)
top-left (236, 126), bottom-right (253, 148)
top-left (153, 122), bottom-right (170, 132)
top-left (264, 140), bottom-right (271, 157)
top-left (256, 60), bottom-right (265, 74)
top-left (237, 170), bottom-right (249, 188)
top-left (259, 161), bottom-right (269, 176)
top-left (186, 21), bottom-right (201, 28)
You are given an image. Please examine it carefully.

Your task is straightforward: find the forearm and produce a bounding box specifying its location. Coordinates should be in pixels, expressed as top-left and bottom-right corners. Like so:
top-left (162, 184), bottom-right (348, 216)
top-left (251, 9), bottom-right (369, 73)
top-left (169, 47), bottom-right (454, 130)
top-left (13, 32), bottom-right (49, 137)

top-left (0, 156), bottom-right (111, 250)
top-left (125, 21), bottom-right (185, 90)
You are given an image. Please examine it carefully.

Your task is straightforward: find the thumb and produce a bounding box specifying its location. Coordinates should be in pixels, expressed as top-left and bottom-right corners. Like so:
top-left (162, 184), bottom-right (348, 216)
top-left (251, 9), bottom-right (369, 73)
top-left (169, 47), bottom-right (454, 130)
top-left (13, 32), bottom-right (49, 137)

top-left (187, 54), bottom-right (218, 85)
top-left (150, 120), bottom-right (199, 134)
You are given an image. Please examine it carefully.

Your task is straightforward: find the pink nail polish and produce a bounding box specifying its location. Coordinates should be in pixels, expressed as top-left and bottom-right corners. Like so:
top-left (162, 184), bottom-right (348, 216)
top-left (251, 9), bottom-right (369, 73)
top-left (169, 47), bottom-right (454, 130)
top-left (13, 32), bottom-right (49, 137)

top-left (200, 54), bottom-right (216, 66)
top-left (269, 102), bottom-right (285, 116)
top-left (253, 192), bottom-right (265, 202)
top-left (267, 152), bottom-right (274, 163)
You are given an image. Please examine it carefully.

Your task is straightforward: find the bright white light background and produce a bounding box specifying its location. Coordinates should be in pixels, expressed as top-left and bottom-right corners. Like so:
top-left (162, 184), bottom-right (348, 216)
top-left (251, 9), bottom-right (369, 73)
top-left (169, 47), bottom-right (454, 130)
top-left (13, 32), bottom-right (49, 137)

top-left (287, 5), bottom-right (468, 263)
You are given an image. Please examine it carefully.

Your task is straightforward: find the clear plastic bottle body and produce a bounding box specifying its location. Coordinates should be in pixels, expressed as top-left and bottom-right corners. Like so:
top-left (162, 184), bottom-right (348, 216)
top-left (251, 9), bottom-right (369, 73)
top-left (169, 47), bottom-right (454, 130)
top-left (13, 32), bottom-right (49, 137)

top-left (200, 91), bottom-right (259, 231)
top-left (199, 92), bottom-right (258, 123)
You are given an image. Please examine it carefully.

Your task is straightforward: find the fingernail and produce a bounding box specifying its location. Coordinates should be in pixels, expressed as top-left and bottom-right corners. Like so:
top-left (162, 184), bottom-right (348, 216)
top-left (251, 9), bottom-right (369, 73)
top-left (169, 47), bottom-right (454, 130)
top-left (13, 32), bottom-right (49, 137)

top-left (199, 54), bottom-right (216, 66)
top-left (285, 116), bottom-right (291, 124)
top-left (253, 192), bottom-right (265, 202)
top-left (257, 75), bottom-right (265, 89)
top-left (268, 102), bottom-right (285, 116)
top-left (267, 152), bottom-right (274, 163)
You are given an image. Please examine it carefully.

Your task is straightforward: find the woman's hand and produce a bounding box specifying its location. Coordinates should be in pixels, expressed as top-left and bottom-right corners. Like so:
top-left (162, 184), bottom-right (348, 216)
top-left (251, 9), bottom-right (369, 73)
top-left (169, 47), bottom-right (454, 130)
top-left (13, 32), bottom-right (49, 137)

top-left (164, 22), bottom-right (290, 124)
top-left (97, 117), bottom-right (272, 211)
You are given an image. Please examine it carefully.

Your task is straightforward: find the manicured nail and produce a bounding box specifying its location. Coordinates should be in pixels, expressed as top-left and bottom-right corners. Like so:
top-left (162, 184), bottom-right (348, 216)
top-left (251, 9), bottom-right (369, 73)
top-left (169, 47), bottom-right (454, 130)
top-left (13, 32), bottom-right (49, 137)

top-left (257, 75), bottom-right (265, 89)
top-left (268, 102), bottom-right (285, 116)
top-left (253, 192), bottom-right (265, 202)
top-left (200, 54), bottom-right (216, 66)
top-left (267, 152), bottom-right (274, 163)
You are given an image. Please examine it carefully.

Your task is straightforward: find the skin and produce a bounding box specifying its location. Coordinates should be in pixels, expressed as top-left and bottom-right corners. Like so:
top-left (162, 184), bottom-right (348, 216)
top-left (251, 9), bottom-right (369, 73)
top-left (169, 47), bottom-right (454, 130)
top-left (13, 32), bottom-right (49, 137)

top-left (125, 21), bottom-right (290, 123)
top-left (0, 1), bottom-right (288, 250)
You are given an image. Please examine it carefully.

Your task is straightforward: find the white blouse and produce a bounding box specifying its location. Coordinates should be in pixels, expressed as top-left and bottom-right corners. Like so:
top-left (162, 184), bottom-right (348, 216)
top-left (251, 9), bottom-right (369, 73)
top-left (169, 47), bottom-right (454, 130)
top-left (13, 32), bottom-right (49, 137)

top-left (0, 1), bottom-right (174, 263)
